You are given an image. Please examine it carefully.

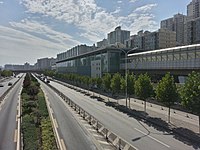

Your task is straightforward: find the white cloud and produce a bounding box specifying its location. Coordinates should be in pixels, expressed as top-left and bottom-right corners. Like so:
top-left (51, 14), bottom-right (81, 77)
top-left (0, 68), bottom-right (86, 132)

top-left (134, 4), bottom-right (157, 13)
top-left (111, 7), bottom-right (121, 15)
top-left (10, 19), bottom-right (80, 47)
top-left (0, 26), bottom-right (68, 65)
top-left (117, 1), bottom-right (122, 3)
top-left (20, 0), bottom-right (158, 42)
top-left (129, 0), bottom-right (138, 3)
top-left (0, 1), bottom-right (3, 4)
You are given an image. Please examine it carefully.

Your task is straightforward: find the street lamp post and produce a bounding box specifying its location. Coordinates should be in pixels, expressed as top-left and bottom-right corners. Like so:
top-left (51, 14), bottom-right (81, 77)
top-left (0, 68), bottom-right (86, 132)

top-left (120, 47), bottom-right (138, 108)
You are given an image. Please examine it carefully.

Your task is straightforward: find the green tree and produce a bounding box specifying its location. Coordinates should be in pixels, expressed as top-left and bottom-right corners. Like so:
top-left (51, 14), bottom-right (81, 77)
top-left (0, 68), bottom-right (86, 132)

top-left (121, 73), bottom-right (135, 107)
top-left (89, 77), bottom-right (97, 96)
top-left (135, 73), bottom-right (153, 112)
top-left (156, 73), bottom-right (178, 123)
top-left (102, 73), bottom-right (111, 92)
top-left (96, 77), bottom-right (102, 89)
top-left (82, 76), bottom-right (90, 93)
top-left (110, 73), bottom-right (121, 96)
top-left (180, 71), bottom-right (200, 133)
top-left (90, 78), bottom-right (97, 87)
top-left (43, 70), bottom-right (55, 77)
top-left (1, 70), bottom-right (13, 77)
top-left (120, 77), bottom-right (126, 93)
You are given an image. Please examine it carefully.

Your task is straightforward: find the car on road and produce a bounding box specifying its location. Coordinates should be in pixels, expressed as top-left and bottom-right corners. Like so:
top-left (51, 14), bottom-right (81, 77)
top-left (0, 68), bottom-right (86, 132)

top-left (0, 83), bottom-right (4, 87)
top-left (8, 82), bottom-right (12, 86)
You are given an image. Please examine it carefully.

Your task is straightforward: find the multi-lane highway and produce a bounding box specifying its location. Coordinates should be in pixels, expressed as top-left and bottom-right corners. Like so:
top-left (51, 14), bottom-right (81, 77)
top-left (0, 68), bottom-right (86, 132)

top-left (48, 80), bottom-right (198, 150)
top-left (1, 73), bottom-right (111, 150)
top-left (0, 74), bottom-right (24, 150)
top-left (0, 76), bottom-right (21, 97)
top-left (0, 73), bottom-right (198, 150)
top-left (38, 78), bottom-right (104, 150)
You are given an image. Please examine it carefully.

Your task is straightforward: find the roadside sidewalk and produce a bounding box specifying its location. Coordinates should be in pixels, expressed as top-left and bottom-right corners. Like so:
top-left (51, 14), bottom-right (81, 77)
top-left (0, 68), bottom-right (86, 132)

top-left (54, 79), bottom-right (200, 144)
top-left (93, 92), bottom-right (199, 133)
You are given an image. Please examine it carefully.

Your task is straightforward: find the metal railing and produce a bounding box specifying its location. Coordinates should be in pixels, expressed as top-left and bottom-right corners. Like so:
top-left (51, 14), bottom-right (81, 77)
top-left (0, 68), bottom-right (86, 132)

top-left (44, 81), bottom-right (137, 150)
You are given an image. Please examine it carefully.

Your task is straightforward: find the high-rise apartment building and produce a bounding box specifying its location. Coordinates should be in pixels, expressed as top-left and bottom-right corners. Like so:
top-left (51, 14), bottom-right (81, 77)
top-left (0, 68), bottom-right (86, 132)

top-left (97, 39), bottom-right (108, 48)
top-left (194, 17), bottom-right (200, 43)
top-left (125, 30), bottom-right (144, 50)
top-left (37, 57), bottom-right (56, 70)
top-left (174, 14), bottom-right (187, 45)
top-left (184, 0), bottom-right (200, 44)
top-left (144, 31), bottom-right (157, 50)
top-left (187, 0), bottom-right (200, 20)
top-left (161, 17), bottom-right (174, 31)
top-left (157, 29), bottom-right (176, 49)
top-left (184, 17), bottom-right (200, 44)
top-left (107, 26), bottom-right (130, 45)
top-left (161, 13), bottom-right (186, 46)
top-left (126, 29), bottom-right (176, 51)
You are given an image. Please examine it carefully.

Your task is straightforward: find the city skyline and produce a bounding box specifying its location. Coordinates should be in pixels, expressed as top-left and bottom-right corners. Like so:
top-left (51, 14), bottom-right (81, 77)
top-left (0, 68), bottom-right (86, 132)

top-left (0, 0), bottom-right (191, 66)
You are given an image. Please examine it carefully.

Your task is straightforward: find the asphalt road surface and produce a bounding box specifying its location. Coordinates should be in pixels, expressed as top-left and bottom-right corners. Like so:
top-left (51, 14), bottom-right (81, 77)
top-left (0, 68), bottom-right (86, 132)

top-left (49, 80), bottom-right (198, 150)
top-left (0, 75), bottom-right (24, 150)
top-left (39, 79), bottom-right (99, 150)
top-left (0, 74), bottom-right (23, 97)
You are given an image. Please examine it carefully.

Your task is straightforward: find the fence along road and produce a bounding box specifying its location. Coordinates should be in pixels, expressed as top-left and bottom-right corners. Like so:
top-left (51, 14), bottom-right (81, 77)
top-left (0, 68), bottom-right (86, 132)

top-left (47, 79), bottom-right (197, 150)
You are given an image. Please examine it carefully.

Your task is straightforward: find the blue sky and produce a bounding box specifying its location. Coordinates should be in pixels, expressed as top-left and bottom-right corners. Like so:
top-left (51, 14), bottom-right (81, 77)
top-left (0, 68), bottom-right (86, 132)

top-left (0, 0), bottom-right (191, 66)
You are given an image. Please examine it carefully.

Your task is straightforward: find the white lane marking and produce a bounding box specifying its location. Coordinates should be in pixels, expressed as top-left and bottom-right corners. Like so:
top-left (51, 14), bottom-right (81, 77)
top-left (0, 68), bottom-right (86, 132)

top-left (123, 144), bottom-right (130, 150)
top-left (54, 119), bottom-right (59, 128)
top-left (14, 129), bottom-right (17, 142)
top-left (16, 89), bottom-right (22, 150)
top-left (134, 128), bottom-right (170, 148)
top-left (93, 133), bottom-right (102, 137)
top-left (42, 89), bottom-right (65, 150)
top-left (51, 107), bottom-right (54, 114)
top-left (98, 140), bottom-right (110, 145)
top-left (61, 139), bottom-right (67, 150)
top-left (0, 100), bottom-right (4, 110)
top-left (87, 128), bottom-right (96, 132)
top-left (113, 137), bottom-right (119, 145)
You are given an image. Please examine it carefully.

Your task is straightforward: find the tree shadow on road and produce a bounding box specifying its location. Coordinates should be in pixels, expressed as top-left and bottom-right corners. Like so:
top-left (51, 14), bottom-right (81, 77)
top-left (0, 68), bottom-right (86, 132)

top-left (67, 83), bottom-right (200, 149)
top-left (105, 101), bottom-right (168, 132)
top-left (105, 101), bottom-right (200, 149)
top-left (172, 127), bottom-right (200, 149)
top-left (90, 95), bottom-right (104, 102)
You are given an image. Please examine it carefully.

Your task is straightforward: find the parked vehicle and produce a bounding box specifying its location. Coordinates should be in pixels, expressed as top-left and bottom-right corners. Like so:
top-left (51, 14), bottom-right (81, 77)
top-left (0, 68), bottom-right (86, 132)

top-left (0, 83), bottom-right (4, 87)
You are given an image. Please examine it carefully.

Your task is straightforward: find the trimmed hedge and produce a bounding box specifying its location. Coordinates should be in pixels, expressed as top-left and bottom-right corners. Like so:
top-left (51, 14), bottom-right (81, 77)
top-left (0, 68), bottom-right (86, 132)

top-left (21, 73), bottom-right (57, 150)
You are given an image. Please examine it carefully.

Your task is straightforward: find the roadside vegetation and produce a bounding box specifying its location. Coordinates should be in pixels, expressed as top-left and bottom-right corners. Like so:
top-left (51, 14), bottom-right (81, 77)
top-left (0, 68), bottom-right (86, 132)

top-left (21, 73), bottom-right (57, 150)
top-left (0, 70), bottom-right (13, 77)
top-left (156, 73), bottom-right (179, 122)
top-left (44, 70), bottom-right (200, 132)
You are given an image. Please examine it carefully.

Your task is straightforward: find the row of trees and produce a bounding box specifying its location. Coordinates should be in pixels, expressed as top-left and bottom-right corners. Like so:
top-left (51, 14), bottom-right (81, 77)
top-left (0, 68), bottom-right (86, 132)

top-left (44, 70), bottom-right (200, 132)
top-left (0, 70), bottom-right (13, 77)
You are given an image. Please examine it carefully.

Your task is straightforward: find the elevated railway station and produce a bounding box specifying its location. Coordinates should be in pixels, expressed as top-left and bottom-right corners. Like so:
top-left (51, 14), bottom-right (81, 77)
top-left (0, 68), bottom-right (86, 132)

top-left (124, 44), bottom-right (200, 75)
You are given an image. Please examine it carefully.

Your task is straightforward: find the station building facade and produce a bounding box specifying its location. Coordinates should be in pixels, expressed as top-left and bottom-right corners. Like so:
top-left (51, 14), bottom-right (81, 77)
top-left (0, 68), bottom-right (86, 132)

top-left (56, 47), bottom-right (127, 78)
top-left (56, 44), bottom-right (200, 77)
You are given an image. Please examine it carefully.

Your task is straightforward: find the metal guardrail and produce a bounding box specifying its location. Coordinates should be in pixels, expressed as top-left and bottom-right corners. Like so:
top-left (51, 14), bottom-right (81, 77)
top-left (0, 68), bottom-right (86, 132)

top-left (44, 81), bottom-right (137, 150)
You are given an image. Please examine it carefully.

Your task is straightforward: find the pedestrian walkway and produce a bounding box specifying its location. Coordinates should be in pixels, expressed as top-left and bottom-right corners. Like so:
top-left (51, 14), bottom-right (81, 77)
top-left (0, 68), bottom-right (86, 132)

top-left (54, 79), bottom-right (200, 144)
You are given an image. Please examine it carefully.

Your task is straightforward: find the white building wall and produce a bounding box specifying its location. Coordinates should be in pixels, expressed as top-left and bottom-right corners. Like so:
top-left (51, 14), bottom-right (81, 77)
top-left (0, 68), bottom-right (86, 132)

top-left (91, 60), bottom-right (101, 78)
